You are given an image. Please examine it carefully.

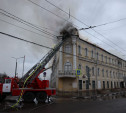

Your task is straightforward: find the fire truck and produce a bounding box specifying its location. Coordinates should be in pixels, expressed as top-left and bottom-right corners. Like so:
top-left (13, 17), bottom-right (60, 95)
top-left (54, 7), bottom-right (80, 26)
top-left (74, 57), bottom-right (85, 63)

top-left (0, 32), bottom-right (70, 102)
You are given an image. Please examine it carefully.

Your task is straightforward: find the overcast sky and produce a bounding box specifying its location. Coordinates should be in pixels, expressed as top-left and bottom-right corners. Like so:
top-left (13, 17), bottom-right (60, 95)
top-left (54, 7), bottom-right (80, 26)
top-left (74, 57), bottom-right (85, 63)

top-left (0, 0), bottom-right (126, 79)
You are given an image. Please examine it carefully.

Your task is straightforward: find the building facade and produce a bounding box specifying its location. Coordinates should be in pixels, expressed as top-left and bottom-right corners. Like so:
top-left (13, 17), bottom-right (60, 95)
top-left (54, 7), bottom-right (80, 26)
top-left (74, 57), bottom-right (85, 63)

top-left (50, 33), bottom-right (126, 92)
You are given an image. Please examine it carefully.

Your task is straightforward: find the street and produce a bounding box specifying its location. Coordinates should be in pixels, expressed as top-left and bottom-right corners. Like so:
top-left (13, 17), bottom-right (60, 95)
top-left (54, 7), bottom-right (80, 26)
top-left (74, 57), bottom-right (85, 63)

top-left (3, 97), bottom-right (125, 113)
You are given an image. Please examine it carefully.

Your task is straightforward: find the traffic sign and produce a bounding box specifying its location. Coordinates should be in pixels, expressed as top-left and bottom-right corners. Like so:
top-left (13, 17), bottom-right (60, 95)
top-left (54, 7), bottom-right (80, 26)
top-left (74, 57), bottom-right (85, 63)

top-left (76, 69), bottom-right (81, 76)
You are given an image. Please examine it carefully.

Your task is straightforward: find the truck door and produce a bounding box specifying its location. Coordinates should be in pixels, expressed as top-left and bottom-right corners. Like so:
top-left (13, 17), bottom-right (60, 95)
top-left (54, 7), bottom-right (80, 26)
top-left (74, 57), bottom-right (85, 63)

top-left (2, 79), bottom-right (11, 93)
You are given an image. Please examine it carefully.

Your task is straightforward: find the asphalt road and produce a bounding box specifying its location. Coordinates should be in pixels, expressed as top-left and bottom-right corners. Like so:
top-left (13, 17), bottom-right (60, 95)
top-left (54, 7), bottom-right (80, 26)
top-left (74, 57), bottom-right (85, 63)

top-left (1, 97), bottom-right (126, 113)
top-left (29, 98), bottom-right (126, 113)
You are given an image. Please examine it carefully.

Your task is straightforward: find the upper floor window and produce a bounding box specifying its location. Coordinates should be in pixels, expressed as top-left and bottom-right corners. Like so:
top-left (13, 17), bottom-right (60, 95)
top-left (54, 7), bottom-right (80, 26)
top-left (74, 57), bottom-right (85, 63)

top-left (65, 45), bottom-right (71, 53)
top-left (105, 56), bottom-right (107, 63)
top-left (116, 72), bottom-right (118, 78)
top-left (97, 68), bottom-right (100, 76)
top-left (115, 60), bottom-right (117, 65)
top-left (112, 59), bottom-right (114, 64)
top-left (97, 52), bottom-right (99, 60)
top-left (102, 69), bottom-right (104, 77)
top-left (78, 64), bottom-right (81, 69)
top-left (78, 45), bottom-right (81, 55)
top-left (109, 58), bottom-right (111, 64)
top-left (91, 50), bottom-right (94, 58)
top-left (110, 71), bottom-right (112, 78)
top-left (113, 72), bottom-right (115, 78)
top-left (92, 67), bottom-right (94, 76)
top-left (85, 48), bottom-right (88, 56)
top-left (101, 54), bottom-right (103, 61)
top-left (106, 70), bottom-right (108, 77)
top-left (123, 62), bottom-right (125, 68)
top-left (64, 62), bottom-right (72, 71)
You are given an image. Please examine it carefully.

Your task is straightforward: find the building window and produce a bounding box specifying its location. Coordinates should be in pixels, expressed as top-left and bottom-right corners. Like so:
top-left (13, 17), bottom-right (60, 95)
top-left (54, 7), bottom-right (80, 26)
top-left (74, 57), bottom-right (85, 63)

top-left (85, 48), bottom-right (88, 56)
top-left (97, 52), bottom-right (99, 60)
top-left (65, 45), bottom-right (71, 53)
top-left (107, 81), bottom-right (109, 88)
top-left (86, 66), bottom-right (90, 78)
top-left (102, 69), bottom-right (104, 77)
top-left (113, 72), bottom-right (115, 78)
top-left (92, 67), bottom-right (94, 76)
top-left (78, 45), bottom-right (81, 55)
top-left (91, 50), bottom-right (94, 58)
top-left (112, 59), bottom-right (114, 64)
top-left (103, 81), bottom-right (105, 89)
top-left (116, 72), bottom-right (118, 78)
top-left (92, 81), bottom-right (95, 89)
top-left (114, 82), bottom-right (116, 88)
top-left (109, 58), bottom-right (111, 64)
top-left (97, 68), bottom-right (100, 76)
top-left (106, 70), bottom-right (108, 77)
top-left (64, 62), bottom-right (72, 71)
top-left (110, 71), bottom-right (112, 78)
top-left (105, 56), bottom-right (107, 63)
top-left (115, 60), bottom-right (116, 65)
top-left (101, 54), bottom-right (103, 62)
top-left (78, 64), bottom-right (81, 69)
top-left (86, 80), bottom-right (89, 89)
top-left (111, 81), bottom-right (113, 88)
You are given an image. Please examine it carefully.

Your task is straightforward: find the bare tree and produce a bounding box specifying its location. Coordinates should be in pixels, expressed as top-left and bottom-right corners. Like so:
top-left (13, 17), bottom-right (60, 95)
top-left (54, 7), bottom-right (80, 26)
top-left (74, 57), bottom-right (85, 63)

top-left (0, 72), bottom-right (7, 83)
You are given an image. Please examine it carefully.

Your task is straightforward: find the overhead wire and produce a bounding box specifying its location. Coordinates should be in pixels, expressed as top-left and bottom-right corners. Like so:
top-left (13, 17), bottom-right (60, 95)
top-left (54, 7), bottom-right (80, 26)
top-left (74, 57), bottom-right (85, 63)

top-left (0, 18), bottom-right (57, 41)
top-left (0, 4), bottom-right (113, 53)
top-left (0, 12), bottom-right (121, 60)
top-left (0, 31), bottom-right (125, 110)
top-left (94, 17), bottom-right (126, 27)
top-left (0, 1), bottom-right (121, 55)
top-left (0, 31), bottom-right (51, 49)
top-left (0, 1), bottom-right (126, 57)
top-left (0, 8), bottom-right (57, 38)
top-left (28, 0), bottom-right (126, 55)
top-left (44, 0), bottom-right (126, 54)
top-left (27, 0), bottom-right (80, 29)
top-left (0, 31), bottom-right (125, 62)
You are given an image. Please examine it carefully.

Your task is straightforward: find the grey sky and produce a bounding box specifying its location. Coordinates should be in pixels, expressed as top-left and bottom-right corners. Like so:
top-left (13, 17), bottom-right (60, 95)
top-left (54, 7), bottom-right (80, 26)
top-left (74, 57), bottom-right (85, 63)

top-left (0, 0), bottom-right (126, 79)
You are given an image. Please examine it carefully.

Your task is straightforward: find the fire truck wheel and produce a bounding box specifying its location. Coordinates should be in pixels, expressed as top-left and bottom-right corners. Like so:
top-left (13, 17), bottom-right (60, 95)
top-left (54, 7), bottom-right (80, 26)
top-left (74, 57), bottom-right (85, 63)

top-left (36, 92), bottom-right (47, 102)
top-left (23, 92), bottom-right (35, 102)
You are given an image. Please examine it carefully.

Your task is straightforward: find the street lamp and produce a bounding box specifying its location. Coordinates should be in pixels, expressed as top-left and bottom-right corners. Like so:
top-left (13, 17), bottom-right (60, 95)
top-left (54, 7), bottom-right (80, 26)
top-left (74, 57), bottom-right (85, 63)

top-left (11, 56), bottom-right (25, 77)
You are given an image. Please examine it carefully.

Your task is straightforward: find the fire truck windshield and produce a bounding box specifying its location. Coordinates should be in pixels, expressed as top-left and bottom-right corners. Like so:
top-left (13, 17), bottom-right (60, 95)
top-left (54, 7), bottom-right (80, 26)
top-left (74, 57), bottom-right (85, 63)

top-left (5, 79), bottom-right (11, 83)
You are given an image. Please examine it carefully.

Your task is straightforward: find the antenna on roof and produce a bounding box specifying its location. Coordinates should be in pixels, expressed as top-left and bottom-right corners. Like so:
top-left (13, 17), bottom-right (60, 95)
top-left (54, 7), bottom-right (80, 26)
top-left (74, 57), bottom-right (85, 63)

top-left (69, 8), bottom-right (70, 19)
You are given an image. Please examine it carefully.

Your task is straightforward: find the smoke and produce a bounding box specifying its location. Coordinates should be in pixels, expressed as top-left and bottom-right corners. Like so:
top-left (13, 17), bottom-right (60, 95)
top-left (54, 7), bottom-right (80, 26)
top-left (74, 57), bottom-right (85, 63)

top-left (60, 22), bottom-right (79, 37)
top-left (0, 0), bottom-right (82, 78)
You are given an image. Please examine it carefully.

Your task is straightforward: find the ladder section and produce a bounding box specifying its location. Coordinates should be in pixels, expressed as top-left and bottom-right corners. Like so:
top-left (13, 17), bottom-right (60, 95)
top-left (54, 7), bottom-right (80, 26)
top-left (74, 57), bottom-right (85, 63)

top-left (19, 36), bottom-right (68, 86)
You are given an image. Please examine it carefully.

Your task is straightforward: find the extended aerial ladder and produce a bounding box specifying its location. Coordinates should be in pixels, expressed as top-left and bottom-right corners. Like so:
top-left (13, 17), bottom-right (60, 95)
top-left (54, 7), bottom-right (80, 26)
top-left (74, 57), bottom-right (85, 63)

top-left (0, 31), bottom-right (71, 102)
top-left (19, 32), bottom-right (70, 87)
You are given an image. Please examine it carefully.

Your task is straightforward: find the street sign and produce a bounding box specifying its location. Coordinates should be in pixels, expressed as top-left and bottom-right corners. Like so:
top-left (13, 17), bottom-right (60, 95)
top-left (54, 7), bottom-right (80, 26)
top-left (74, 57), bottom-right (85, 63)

top-left (43, 72), bottom-right (46, 77)
top-left (76, 69), bottom-right (81, 76)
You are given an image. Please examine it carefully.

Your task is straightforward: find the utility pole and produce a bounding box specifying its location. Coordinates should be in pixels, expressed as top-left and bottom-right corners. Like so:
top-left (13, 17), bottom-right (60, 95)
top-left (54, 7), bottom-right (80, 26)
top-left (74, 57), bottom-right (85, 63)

top-left (11, 56), bottom-right (24, 77)
top-left (69, 8), bottom-right (70, 19)
top-left (15, 59), bottom-right (17, 77)
top-left (22, 55), bottom-right (25, 77)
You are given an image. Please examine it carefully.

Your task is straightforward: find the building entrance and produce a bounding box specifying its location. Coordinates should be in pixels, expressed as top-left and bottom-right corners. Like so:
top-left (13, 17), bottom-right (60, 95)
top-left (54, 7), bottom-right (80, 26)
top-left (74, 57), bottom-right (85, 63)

top-left (79, 80), bottom-right (82, 90)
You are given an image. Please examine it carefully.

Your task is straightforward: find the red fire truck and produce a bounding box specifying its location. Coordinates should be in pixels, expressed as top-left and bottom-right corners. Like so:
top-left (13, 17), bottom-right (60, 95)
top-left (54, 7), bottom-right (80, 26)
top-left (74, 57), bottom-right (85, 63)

top-left (0, 32), bottom-right (70, 102)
